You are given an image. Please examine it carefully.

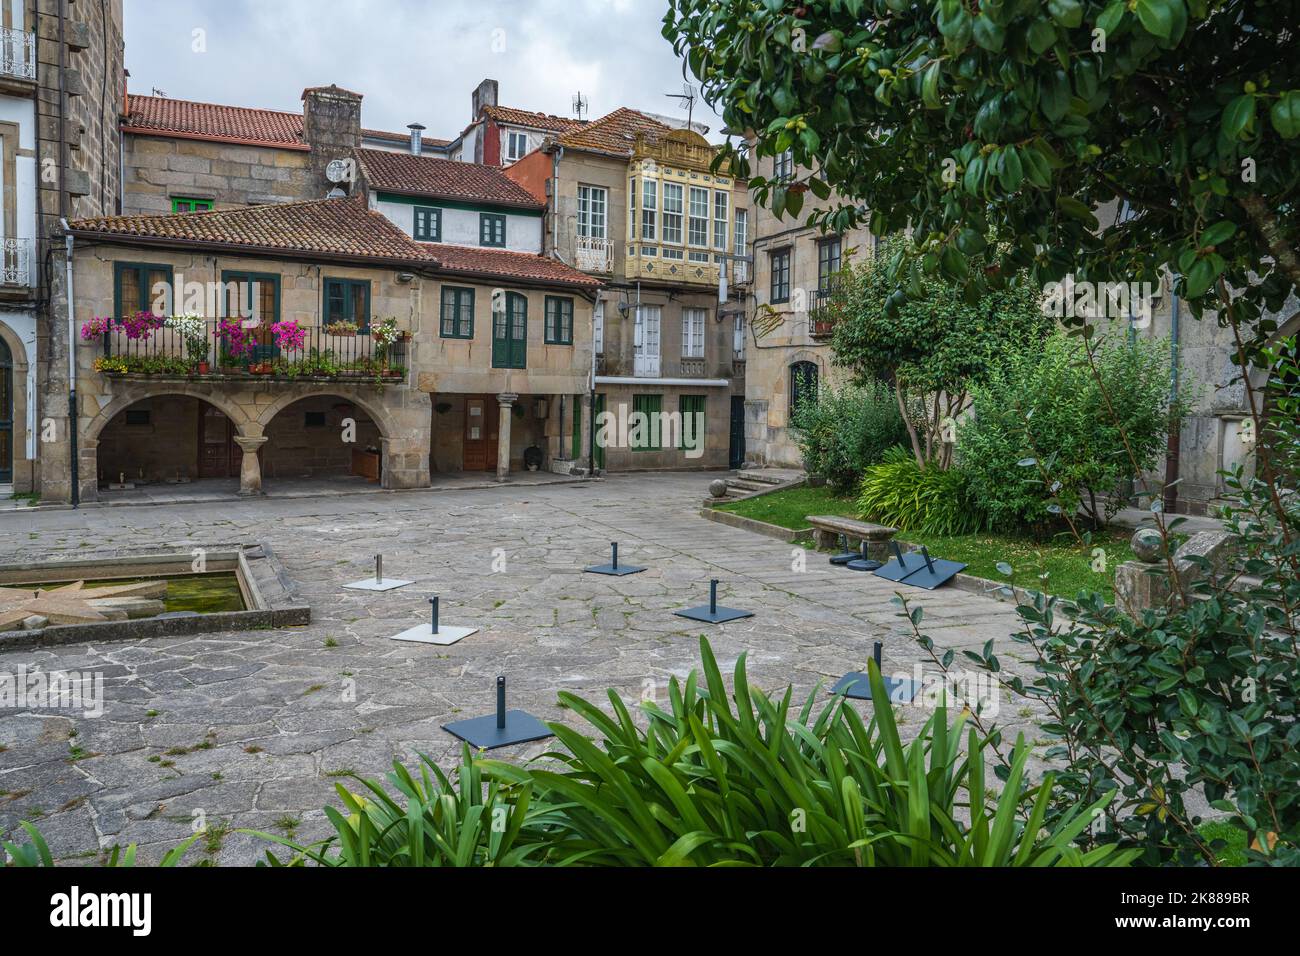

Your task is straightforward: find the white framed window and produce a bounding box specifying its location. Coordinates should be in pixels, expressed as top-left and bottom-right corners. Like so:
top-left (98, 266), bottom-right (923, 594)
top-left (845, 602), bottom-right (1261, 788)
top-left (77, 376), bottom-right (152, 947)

top-left (734, 209), bottom-right (750, 282)
top-left (733, 313), bottom-right (745, 359)
top-left (774, 150), bottom-right (794, 181)
top-left (634, 305), bottom-right (661, 377)
top-left (578, 185), bottom-right (608, 239)
top-left (594, 300), bottom-right (604, 355)
top-left (506, 131), bottom-right (529, 163)
top-left (641, 179), bottom-right (657, 241)
top-left (628, 178), bottom-right (636, 241)
top-left (681, 307), bottom-right (706, 359)
top-left (713, 191), bottom-right (729, 251)
top-left (688, 187), bottom-right (709, 247)
top-left (662, 182), bottom-right (683, 245)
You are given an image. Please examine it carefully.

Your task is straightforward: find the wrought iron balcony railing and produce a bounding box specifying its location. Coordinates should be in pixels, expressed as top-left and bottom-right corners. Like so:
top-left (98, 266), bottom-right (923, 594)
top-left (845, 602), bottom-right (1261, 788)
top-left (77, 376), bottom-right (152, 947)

top-left (90, 317), bottom-right (408, 383)
top-left (2, 238), bottom-right (32, 287)
top-left (808, 286), bottom-right (843, 338)
top-left (0, 29), bottom-right (35, 81)
top-left (575, 235), bottom-right (614, 273)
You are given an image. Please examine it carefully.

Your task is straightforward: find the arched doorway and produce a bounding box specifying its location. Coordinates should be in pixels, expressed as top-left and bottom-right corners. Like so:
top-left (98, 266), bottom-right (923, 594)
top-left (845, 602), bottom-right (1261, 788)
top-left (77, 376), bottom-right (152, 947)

top-left (789, 360), bottom-right (819, 418)
top-left (97, 395), bottom-right (241, 486)
top-left (260, 395), bottom-right (382, 484)
top-left (0, 336), bottom-right (12, 484)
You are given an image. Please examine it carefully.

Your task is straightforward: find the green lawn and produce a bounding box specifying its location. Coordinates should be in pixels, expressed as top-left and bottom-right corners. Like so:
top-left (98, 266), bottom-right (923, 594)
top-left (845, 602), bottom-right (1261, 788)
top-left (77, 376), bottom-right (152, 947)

top-left (1198, 821), bottom-right (1248, 866)
top-left (717, 485), bottom-right (1137, 601)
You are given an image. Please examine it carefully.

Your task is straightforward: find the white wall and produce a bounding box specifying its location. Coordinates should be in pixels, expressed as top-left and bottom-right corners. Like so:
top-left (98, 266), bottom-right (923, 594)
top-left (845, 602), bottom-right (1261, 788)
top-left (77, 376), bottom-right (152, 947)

top-left (372, 196), bottom-right (543, 254)
top-left (0, 93), bottom-right (38, 285)
top-left (0, 312), bottom-right (37, 460)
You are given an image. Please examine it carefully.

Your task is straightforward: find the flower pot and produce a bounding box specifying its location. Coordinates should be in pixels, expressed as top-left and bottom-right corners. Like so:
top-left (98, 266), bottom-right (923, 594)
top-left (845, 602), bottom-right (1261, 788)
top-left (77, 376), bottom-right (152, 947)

top-left (196, 361), bottom-right (210, 375)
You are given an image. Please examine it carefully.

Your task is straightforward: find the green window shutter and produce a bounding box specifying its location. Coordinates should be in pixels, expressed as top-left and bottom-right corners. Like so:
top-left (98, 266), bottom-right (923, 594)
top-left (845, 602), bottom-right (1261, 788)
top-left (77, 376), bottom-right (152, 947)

top-left (172, 197), bottom-right (213, 213)
top-left (441, 287), bottom-right (475, 338)
top-left (480, 213), bottom-right (506, 247)
top-left (632, 393), bottom-right (662, 451)
top-left (679, 395), bottom-right (705, 450)
top-left (545, 297), bottom-right (574, 345)
top-left (324, 278), bottom-right (370, 333)
top-left (571, 397), bottom-right (582, 458)
top-left (114, 262), bottom-right (176, 317)
top-left (508, 293), bottom-right (527, 367)
top-left (492, 307), bottom-right (508, 367)
top-left (414, 206), bottom-right (442, 242)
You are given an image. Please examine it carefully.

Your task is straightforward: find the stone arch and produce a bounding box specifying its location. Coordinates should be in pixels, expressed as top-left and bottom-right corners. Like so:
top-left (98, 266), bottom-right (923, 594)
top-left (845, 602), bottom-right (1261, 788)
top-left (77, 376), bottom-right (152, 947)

top-left (86, 384), bottom-right (253, 441)
top-left (253, 386), bottom-right (396, 439)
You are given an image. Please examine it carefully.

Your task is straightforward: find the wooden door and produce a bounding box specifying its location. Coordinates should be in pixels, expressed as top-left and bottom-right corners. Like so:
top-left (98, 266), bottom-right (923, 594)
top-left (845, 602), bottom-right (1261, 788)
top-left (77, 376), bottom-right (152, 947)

top-left (462, 397), bottom-right (500, 472)
top-left (198, 406), bottom-right (237, 478)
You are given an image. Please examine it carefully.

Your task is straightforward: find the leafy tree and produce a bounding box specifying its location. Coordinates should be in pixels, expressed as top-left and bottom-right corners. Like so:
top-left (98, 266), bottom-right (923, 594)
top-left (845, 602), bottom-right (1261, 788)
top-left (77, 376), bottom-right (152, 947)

top-left (790, 378), bottom-right (910, 489)
top-left (830, 237), bottom-right (1051, 467)
top-left (663, 0), bottom-right (1300, 342)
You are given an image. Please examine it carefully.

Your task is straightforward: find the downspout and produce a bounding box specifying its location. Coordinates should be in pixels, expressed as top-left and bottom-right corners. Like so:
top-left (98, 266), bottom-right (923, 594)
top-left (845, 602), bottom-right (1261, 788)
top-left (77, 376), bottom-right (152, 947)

top-left (589, 296), bottom-right (597, 476)
top-left (1163, 290), bottom-right (1182, 515)
top-left (61, 222), bottom-right (78, 508)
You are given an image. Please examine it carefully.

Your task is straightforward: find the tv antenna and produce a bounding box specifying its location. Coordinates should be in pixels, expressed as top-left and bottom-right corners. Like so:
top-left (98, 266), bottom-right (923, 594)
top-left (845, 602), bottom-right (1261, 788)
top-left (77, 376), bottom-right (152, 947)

top-left (151, 87), bottom-right (168, 98)
top-left (666, 82), bottom-right (697, 131)
top-left (572, 91), bottom-right (589, 121)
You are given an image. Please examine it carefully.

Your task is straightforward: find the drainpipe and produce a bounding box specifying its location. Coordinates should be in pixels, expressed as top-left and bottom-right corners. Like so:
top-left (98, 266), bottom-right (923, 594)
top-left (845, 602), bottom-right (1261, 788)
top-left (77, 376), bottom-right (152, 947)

top-left (1163, 290), bottom-right (1182, 515)
top-left (61, 221), bottom-right (78, 508)
top-left (589, 297), bottom-right (597, 476)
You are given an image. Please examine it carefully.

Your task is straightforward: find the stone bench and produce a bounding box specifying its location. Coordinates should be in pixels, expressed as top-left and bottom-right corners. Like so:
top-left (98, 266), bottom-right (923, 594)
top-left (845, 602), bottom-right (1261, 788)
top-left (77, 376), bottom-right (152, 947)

top-left (806, 515), bottom-right (898, 560)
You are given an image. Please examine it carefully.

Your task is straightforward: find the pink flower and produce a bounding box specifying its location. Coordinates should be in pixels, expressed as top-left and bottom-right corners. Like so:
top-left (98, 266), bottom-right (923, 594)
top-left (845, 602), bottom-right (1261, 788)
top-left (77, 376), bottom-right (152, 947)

top-left (271, 320), bottom-right (307, 352)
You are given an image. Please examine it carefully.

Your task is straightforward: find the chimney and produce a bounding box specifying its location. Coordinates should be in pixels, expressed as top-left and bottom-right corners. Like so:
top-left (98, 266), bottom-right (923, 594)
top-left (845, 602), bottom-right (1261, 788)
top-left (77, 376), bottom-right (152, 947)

top-left (302, 84), bottom-right (363, 195)
top-left (472, 78), bottom-right (499, 120)
top-left (407, 123), bottom-right (426, 157)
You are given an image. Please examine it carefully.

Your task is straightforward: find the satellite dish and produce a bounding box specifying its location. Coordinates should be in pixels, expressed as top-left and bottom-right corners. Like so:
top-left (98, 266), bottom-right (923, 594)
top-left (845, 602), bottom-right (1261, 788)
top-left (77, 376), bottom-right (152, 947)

top-left (326, 158), bottom-right (353, 184)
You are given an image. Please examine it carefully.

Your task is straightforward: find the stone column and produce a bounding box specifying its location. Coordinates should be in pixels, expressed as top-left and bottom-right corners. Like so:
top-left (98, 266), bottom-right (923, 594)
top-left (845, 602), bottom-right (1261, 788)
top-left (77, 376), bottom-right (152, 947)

top-left (496, 393), bottom-right (517, 481)
top-left (234, 435), bottom-right (268, 496)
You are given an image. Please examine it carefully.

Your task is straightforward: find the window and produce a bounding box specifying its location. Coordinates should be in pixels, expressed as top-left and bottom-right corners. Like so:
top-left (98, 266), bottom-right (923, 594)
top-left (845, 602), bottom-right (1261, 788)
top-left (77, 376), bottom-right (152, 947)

top-left (681, 307), bottom-right (705, 359)
top-left (594, 301), bottom-right (604, 355)
top-left (733, 313), bottom-right (745, 359)
top-left (790, 361), bottom-right (819, 416)
top-left (774, 150), bottom-right (794, 182)
top-left (662, 182), bottom-right (683, 245)
top-left (414, 206), bottom-right (442, 242)
top-left (304, 412), bottom-right (327, 428)
top-left (770, 248), bottom-right (791, 304)
top-left (631, 393), bottom-right (662, 451)
top-left (221, 271), bottom-right (281, 326)
top-left (641, 178), bottom-right (657, 241)
top-left (440, 286), bottom-right (475, 339)
top-left (545, 296), bottom-right (574, 345)
top-left (688, 186), bottom-right (709, 247)
top-left (492, 292), bottom-right (528, 369)
top-left (114, 262), bottom-right (175, 317)
top-left (633, 305), bottom-right (661, 377)
top-left (480, 213), bottom-right (507, 247)
top-left (679, 395), bottom-right (705, 451)
top-left (506, 130), bottom-right (529, 163)
top-left (817, 237), bottom-right (842, 293)
top-left (324, 278), bottom-right (371, 333)
top-left (734, 209), bottom-right (750, 282)
top-left (125, 409), bottom-right (151, 426)
top-left (171, 197), bottom-right (213, 213)
top-left (578, 185), bottom-right (608, 239)
top-left (714, 192), bottom-right (729, 251)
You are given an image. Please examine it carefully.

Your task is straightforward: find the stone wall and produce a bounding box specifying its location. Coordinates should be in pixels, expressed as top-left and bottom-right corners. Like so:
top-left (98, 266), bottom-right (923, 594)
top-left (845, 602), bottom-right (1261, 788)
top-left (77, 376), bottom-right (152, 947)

top-left (121, 136), bottom-right (315, 214)
top-left (261, 395), bottom-right (381, 479)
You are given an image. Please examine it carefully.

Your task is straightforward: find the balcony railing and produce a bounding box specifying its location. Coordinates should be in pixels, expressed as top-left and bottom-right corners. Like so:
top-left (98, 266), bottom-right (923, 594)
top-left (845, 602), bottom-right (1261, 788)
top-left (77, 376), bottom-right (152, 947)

top-left (0, 29), bottom-right (35, 81)
top-left (575, 235), bottom-right (614, 273)
top-left (91, 317), bottom-right (408, 383)
top-left (2, 238), bottom-right (32, 287)
top-left (809, 287), bottom-right (843, 338)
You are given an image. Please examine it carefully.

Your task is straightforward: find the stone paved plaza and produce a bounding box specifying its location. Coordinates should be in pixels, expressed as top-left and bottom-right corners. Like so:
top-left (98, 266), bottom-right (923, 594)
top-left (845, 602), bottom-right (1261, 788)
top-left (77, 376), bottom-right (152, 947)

top-left (0, 473), bottom-right (1038, 865)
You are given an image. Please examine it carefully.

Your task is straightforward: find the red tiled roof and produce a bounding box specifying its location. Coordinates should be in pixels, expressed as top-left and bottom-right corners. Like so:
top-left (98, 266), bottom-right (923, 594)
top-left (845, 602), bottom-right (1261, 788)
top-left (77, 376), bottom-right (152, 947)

top-left (123, 94), bottom-right (307, 149)
top-left (355, 148), bottom-right (543, 209)
top-left (429, 244), bottom-right (599, 289)
top-left (482, 105), bottom-right (586, 133)
top-left (68, 196), bottom-right (437, 264)
top-left (555, 107), bottom-right (674, 157)
top-left (66, 197), bottom-right (599, 288)
top-left (362, 128), bottom-right (452, 150)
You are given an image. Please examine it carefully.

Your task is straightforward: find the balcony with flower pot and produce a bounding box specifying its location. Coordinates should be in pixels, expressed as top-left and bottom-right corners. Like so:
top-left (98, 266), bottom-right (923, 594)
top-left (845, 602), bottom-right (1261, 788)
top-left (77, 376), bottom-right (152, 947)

top-left (84, 314), bottom-right (409, 385)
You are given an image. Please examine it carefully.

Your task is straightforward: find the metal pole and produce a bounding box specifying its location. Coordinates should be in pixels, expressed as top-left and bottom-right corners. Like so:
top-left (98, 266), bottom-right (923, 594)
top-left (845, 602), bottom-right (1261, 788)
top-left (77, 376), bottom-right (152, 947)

top-left (873, 641), bottom-right (883, 670)
top-left (611, 542), bottom-right (618, 570)
top-left (496, 676), bottom-right (506, 729)
top-left (376, 554), bottom-right (382, 584)
top-left (921, 547), bottom-right (936, 574)
top-left (429, 596), bottom-right (439, 634)
top-left (892, 541), bottom-right (906, 566)
top-left (709, 579), bottom-right (718, 615)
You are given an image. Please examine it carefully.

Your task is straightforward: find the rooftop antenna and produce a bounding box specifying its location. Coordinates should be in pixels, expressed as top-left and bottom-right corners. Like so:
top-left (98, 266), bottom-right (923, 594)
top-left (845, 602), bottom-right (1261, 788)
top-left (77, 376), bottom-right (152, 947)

top-left (665, 82), bottom-right (697, 131)
top-left (572, 91), bottom-right (589, 121)
top-left (150, 87), bottom-right (168, 98)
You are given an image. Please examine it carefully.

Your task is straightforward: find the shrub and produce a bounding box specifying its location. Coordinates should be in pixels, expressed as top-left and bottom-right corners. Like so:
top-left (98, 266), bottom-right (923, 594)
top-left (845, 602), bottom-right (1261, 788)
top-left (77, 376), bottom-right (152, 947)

top-left (858, 447), bottom-right (982, 535)
top-left (790, 380), bottom-right (909, 491)
top-left (958, 332), bottom-right (1183, 531)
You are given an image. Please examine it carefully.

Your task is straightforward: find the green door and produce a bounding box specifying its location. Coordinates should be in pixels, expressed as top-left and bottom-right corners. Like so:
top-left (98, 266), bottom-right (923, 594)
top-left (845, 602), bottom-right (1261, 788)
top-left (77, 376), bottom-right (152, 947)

top-left (571, 395), bottom-right (582, 459)
top-left (0, 337), bottom-right (11, 484)
top-left (492, 292), bottom-right (528, 369)
top-left (593, 393), bottom-right (606, 470)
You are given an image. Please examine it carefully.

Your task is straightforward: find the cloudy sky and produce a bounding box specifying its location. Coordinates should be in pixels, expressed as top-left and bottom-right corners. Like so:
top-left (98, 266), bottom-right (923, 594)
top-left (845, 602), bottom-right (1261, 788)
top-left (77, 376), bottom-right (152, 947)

top-left (123, 0), bottom-right (720, 140)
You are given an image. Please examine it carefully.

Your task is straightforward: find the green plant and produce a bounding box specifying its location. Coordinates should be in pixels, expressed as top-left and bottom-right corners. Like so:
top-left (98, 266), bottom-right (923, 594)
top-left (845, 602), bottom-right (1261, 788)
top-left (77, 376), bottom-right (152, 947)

top-left (790, 379), bottom-right (909, 491)
top-left (2, 821), bottom-right (200, 867)
top-left (858, 447), bottom-right (981, 535)
top-left (959, 332), bottom-right (1186, 531)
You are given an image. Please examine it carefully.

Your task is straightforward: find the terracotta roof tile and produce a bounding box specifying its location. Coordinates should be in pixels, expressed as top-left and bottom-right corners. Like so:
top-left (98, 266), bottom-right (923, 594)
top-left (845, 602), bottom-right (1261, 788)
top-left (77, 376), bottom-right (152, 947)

top-left (124, 94), bottom-right (307, 149)
top-left (555, 107), bottom-right (674, 157)
top-left (482, 105), bottom-right (586, 132)
top-left (355, 148), bottom-right (543, 209)
top-left (67, 197), bottom-right (599, 288)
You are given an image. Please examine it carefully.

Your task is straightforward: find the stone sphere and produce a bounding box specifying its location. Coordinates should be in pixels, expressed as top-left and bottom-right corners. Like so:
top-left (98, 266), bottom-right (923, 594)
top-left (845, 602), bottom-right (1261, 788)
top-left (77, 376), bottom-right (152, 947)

top-left (709, 479), bottom-right (730, 499)
top-left (1131, 528), bottom-right (1166, 563)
